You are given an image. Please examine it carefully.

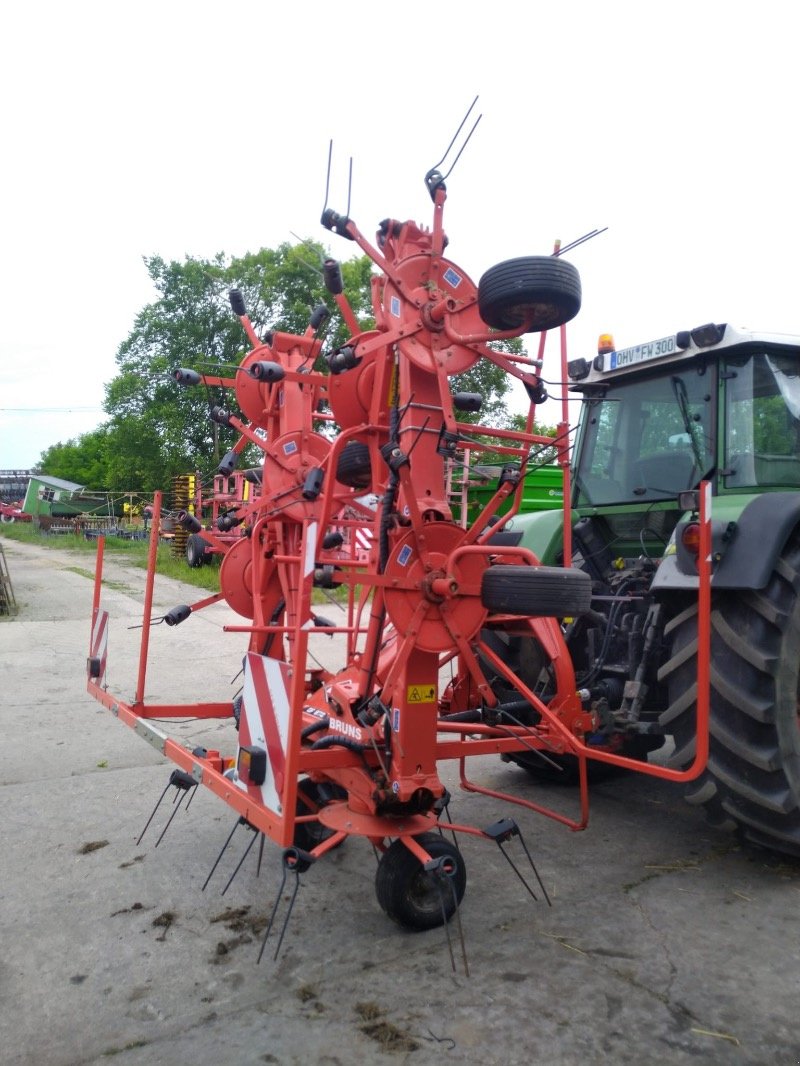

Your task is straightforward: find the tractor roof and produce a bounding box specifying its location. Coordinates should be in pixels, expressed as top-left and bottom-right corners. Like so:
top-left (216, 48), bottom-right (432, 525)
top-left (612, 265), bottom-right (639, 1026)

top-left (567, 323), bottom-right (800, 388)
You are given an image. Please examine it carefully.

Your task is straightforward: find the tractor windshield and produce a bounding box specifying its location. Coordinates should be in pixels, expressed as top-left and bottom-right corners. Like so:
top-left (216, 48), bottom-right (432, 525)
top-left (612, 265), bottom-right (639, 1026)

top-left (574, 365), bottom-right (715, 505)
top-left (723, 350), bottom-right (800, 489)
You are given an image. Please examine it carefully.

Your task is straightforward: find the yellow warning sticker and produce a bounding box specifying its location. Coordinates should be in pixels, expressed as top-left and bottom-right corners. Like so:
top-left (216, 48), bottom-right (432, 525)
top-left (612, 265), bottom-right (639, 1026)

top-left (407, 684), bottom-right (437, 704)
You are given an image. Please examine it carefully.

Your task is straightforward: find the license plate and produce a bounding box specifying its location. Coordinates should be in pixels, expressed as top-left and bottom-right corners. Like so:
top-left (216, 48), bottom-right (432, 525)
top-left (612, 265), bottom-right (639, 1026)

top-left (610, 335), bottom-right (679, 370)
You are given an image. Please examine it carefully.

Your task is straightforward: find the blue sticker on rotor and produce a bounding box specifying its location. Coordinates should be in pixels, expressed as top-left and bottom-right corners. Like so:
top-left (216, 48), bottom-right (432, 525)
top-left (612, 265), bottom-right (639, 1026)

top-left (397, 545), bottom-right (412, 567)
top-left (443, 267), bottom-right (462, 289)
top-left (283, 440), bottom-right (298, 456)
top-left (393, 708), bottom-right (400, 732)
top-left (390, 295), bottom-right (401, 317)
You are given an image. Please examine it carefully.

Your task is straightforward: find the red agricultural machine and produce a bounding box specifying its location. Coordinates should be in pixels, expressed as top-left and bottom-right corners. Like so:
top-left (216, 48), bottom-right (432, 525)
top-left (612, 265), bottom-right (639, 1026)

top-left (169, 469), bottom-right (261, 567)
top-left (86, 120), bottom-right (712, 962)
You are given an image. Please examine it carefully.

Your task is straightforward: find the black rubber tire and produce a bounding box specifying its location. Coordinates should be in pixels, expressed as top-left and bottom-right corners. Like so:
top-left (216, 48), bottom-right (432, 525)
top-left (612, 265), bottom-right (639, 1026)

top-left (658, 534), bottom-right (800, 857)
top-left (481, 565), bottom-right (592, 617)
top-left (506, 736), bottom-right (662, 784)
top-left (478, 256), bottom-right (581, 332)
top-left (479, 628), bottom-right (544, 707)
top-left (336, 441), bottom-right (372, 489)
top-left (375, 832), bottom-right (466, 931)
top-left (186, 532), bottom-right (209, 567)
top-left (293, 780), bottom-right (346, 853)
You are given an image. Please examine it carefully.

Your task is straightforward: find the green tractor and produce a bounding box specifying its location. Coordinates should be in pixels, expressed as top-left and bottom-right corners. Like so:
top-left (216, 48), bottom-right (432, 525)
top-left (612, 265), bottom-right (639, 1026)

top-left (509, 322), bottom-right (800, 857)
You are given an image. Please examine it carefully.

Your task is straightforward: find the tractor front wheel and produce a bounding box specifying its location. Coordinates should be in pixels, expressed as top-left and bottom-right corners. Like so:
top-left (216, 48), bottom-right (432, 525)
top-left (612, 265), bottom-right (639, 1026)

top-left (375, 833), bottom-right (466, 931)
top-left (659, 534), bottom-right (800, 856)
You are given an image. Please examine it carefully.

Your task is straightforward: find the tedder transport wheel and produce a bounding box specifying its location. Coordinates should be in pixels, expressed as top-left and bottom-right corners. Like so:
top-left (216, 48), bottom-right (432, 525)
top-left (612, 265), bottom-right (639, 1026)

top-left (477, 256), bottom-right (581, 332)
top-left (481, 564), bottom-right (592, 617)
top-left (186, 532), bottom-right (209, 567)
top-left (375, 833), bottom-right (466, 931)
top-left (293, 779), bottom-right (346, 853)
top-left (336, 441), bottom-right (372, 489)
top-left (659, 534), bottom-right (800, 857)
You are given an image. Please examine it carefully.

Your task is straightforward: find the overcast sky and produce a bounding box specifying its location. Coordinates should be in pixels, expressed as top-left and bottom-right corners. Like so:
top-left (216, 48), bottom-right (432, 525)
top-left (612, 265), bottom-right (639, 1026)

top-left (1, 0), bottom-right (796, 473)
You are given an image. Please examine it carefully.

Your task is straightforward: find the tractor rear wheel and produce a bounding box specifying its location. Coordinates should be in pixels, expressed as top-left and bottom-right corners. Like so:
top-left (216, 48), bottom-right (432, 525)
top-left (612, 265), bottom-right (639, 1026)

top-left (375, 833), bottom-right (466, 931)
top-left (478, 256), bottom-right (581, 332)
top-left (481, 564), bottom-right (592, 617)
top-left (658, 535), bottom-right (800, 857)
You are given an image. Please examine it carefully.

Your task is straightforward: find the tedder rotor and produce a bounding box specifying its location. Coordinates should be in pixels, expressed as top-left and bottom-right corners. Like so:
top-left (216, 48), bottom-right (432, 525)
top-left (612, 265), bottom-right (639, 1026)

top-left (86, 130), bottom-right (713, 961)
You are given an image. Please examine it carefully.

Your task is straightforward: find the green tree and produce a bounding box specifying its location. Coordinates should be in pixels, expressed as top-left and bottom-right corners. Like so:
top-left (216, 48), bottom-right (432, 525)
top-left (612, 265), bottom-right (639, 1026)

top-left (451, 337), bottom-right (527, 429)
top-left (37, 426), bottom-right (111, 487)
top-left (472, 412), bottom-right (559, 467)
top-left (103, 243), bottom-right (377, 491)
top-left (512, 413), bottom-right (560, 464)
top-left (100, 241), bottom-right (519, 490)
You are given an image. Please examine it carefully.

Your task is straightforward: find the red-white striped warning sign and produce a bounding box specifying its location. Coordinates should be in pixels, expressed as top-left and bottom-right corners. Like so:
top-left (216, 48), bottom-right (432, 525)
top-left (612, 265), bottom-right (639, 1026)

top-left (235, 652), bottom-right (291, 814)
top-left (354, 526), bottom-right (373, 557)
top-left (88, 608), bottom-right (109, 683)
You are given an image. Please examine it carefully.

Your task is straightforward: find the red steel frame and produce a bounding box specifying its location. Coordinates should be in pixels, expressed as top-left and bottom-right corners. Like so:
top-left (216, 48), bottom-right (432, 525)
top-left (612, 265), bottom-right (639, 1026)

top-left (86, 180), bottom-right (712, 876)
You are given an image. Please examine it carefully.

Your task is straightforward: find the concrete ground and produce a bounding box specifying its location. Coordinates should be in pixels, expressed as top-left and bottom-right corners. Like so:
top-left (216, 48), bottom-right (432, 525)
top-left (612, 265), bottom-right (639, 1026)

top-left (1, 536), bottom-right (799, 1066)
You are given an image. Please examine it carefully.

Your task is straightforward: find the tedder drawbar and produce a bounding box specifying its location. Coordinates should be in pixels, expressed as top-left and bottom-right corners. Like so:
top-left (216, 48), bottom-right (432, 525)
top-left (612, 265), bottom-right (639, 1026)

top-left (87, 121), bottom-right (712, 966)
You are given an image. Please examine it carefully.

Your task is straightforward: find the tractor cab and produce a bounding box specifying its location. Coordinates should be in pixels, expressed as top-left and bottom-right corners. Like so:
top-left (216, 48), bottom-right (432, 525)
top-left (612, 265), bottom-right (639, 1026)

top-left (570, 323), bottom-right (800, 499)
top-left (518, 324), bottom-right (800, 571)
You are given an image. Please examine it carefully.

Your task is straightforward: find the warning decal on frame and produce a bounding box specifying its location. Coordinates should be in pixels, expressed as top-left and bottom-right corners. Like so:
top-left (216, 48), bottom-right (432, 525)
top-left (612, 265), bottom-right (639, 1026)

top-left (407, 684), bottom-right (437, 704)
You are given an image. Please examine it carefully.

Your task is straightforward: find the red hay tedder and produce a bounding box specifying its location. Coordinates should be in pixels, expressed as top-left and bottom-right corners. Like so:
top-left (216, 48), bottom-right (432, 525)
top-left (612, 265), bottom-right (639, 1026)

top-left (87, 114), bottom-right (712, 964)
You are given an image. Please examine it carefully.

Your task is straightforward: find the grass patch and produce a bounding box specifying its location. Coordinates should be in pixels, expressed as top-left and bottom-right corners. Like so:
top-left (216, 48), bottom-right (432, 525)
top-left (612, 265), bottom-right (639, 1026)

top-left (152, 911), bottom-right (176, 941)
top-left (354, 1003), bottom-right (419, 1053)
top-left (78, 840), bottom-right (110, 854)
top-left (102, 1040), bottom-right (148, 1056)
top-left (64, 566), bottom-right (96, 579)
top-left (209, 905), bottom-right (270, 936)
top-left (64, 565), bottom-right (133, 593)
top-left (1, 523), bottom-right (352, 601)
top-left (1, 524), bottom-right (220, 591)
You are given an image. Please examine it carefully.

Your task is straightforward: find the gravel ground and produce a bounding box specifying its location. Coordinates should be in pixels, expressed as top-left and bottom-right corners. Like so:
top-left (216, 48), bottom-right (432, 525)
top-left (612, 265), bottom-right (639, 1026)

top-left (1, 537), bottom-right (799, 1066)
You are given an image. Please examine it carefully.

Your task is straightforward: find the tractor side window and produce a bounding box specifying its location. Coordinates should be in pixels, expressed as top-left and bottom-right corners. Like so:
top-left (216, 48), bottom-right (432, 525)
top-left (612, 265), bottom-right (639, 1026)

top-left (587, 399), bottom-right (618, 478)
top-left (574, 396), bottom-right (627, 504)
top-left (724, 352), bottom-right (800, 487)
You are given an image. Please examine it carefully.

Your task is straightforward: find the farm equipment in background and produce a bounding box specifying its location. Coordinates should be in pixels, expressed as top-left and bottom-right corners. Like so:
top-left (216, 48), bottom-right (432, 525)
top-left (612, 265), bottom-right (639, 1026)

top-left (170, 467), bottom-right (374, 570)
top-left (0, 501), bottom-right (30, 524)
top-left (452, 459), bottom-right (563, 527)
top-left (86, 117), bottom-right (716, 957)
top-left (0, 542), bottom-right (17, 614)
top-left (170, 470), bottom-right (261, 566)
top-left (0, 470), bottom-right (32, 522)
